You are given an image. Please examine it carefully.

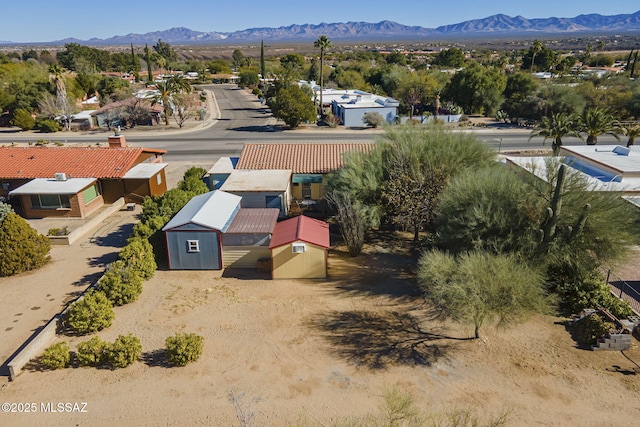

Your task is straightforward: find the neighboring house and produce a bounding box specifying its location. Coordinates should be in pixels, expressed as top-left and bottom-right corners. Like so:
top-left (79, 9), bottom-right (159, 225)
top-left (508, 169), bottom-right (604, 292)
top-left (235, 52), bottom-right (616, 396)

top-left (269, 215), bottom-right (330, 279)
top-left (299, 81), bottom-right (399, 127)
top-left (505, 144), bottom-right (640, 207)
top-left (91, 97), bottom-right (163, 128)
top-left (220, 169), bottom-right (292, 216)
top-left (2, 135), bottom-right (167, 219)
top-left (162, 190), bottom-right (279, 270)
top-left (235, 143), bottom-right (373, 203)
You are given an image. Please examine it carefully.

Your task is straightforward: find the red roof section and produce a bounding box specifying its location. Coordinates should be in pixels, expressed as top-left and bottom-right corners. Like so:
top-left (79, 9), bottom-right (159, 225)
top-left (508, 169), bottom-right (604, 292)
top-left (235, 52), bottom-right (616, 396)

top-left (236, 143), bottom-right (373, 174)
top-left (269, 215), bottom-right (330, 249)
top-left (0, 146), bottom-right (159, 179)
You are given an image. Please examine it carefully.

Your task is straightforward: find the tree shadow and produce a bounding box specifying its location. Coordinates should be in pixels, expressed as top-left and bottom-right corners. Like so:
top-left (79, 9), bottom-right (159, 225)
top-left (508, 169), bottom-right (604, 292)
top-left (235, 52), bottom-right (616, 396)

top-left (308, 310), bottom-right (470, 369)
top-left (93, 222), bottom-right (135, 248)
top-left (227, 124), bottom-right (284, 132)
top-left (86, 252), bottom-right (119, 269)
top-left (141, 349), bottom-right (172, 368)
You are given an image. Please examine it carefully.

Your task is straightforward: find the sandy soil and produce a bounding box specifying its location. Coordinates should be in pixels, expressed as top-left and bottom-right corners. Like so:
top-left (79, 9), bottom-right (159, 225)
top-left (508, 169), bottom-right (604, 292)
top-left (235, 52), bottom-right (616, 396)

top-left (1, 231), bottom-right (640, 426)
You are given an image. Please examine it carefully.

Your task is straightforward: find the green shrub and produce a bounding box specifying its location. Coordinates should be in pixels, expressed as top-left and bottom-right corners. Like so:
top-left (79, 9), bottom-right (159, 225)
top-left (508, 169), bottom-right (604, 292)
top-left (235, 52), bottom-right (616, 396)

top-left (363, 111), bottom-right (384, 128)
top-left (47, 226), bottom-right (69, 236)
top-left (105, 334), bottom-right (142, 369)
top-left (557, 272), bottom-right (634, 319)
top-left (165, 333), bottom-right (204, 366)
top-left (0, 202), bottom-right (14, 223)
top-left (64, 290), bottom-right (115, 335)
top-left (10, 108), bottom-right (35, 130)
top-left (0, 212), bottom-right (51, 277)
top-left (97, 260), bottom-right (144, 306)
top-left (36, 118), bottom-right (62, 133)
top-left (571, 314), bottom-right (615, 346)
top-left (76, 336), bottom-right (109, 367)
top-left (119, 238), bottom-right (156, 279)
top-left (40, 342), bottom-right (71, 370)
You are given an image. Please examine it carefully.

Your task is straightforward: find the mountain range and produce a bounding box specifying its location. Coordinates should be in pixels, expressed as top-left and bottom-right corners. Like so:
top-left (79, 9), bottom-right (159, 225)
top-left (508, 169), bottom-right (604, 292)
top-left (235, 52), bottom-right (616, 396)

top-left (7, 10), bottom-right (640, 45)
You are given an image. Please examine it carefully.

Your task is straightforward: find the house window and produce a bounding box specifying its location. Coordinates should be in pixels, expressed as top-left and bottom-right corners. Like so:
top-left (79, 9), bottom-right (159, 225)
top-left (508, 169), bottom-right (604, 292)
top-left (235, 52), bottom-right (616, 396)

top-left (29, 194), bottom-right (71, 209)
top-left (82, 184), bottom-right (99, 204)
top-left (187, 240), bottom-right (200, 253)
top-left (292, 243), bottom-right (306, 253)
top-left (156, 174), bottom-right (162, 185)
top-left (266, 195), bottom-right (281, 209)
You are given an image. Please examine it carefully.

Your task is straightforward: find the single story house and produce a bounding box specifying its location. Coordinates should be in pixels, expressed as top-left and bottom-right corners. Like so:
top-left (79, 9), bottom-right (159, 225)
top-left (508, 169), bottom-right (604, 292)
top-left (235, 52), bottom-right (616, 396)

top-left (235, 143), bottom-right (373, 203)
top-left (162, 190), bottom-right (279, 270)
top-left (220, 169), bottom-right (292, 216)
top-left (299, 81), bottom-right (399, 127)
top-left (269, 215), bottom-right (330, 279)
top-left (1, 135), bottom-right (167, 218)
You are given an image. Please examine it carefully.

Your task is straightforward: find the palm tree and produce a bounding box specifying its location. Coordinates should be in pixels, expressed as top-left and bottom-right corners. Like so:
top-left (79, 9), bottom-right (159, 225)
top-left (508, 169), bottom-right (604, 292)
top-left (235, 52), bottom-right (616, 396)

top-left (314, 35), bottom-right (332, 121)
top-left (529, 112), bottom-right (581, 155)
top-left (620, 123), bottom-right (640, 147)
top-left (577, 107), bottom-right (620, 145)
top-left (148, 75), bottom-right (192, 125)
top-left (48, 64), bottom-right (72, 130)
top-left (530, 40), bottom-right (543, 73)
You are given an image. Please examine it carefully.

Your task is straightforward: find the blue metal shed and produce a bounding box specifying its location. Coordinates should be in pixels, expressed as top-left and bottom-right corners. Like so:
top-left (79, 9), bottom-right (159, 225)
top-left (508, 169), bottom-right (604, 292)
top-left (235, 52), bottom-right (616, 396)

top-left (162, 190), bottom-right (241, 270)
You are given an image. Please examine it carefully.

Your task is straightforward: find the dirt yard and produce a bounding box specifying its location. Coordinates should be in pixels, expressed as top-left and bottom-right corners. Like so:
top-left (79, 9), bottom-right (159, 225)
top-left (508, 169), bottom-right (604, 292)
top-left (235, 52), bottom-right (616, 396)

top-left (1, 232), bottom-right (640, 426)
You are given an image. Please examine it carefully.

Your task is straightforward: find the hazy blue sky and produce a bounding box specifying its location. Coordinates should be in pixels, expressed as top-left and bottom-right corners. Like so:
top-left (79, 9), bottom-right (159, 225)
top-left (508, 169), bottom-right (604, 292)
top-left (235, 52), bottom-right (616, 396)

top-left (3, 1), bottom-right (638, 43)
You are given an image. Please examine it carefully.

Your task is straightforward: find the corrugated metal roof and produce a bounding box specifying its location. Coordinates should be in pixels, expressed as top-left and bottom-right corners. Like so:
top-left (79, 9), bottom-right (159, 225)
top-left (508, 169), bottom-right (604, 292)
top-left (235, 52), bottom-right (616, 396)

top-left (269, 215), bottom-right (330, 249)
top-left (225, 208), bottom-right (279, 234)
top-left (123, 163), bottom-right (167, 179)
top-left (236, 143), bottom-right (373, 174)
top-left (220, 169), bottom-right (291, 192)
top-left (9, 178), bottom-right (97, 195)
top-left (0, 146), bottom-right (148, 179)
top-left (162, 190), bottom-right (241, 232)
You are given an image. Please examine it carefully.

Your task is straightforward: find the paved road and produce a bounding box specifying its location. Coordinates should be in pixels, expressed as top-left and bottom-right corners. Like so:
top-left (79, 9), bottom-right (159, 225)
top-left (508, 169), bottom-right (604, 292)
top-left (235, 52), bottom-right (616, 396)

top-left (0, 84), bottom-right (624, 163)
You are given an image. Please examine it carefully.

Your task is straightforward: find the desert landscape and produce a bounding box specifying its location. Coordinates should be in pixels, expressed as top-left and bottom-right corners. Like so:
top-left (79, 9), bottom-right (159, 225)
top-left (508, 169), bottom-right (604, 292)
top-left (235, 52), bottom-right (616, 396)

top-left (1, 222), bottom-right (640, 426)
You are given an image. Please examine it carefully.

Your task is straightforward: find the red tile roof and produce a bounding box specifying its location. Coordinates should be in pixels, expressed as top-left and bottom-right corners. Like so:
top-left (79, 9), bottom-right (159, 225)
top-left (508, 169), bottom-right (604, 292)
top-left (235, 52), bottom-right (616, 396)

top-left (236, 143), bottom-right (373, 174)
top-left (269, 215), bottom-right (330, 249)
top-left (0, 146), bottom-right (159, 179)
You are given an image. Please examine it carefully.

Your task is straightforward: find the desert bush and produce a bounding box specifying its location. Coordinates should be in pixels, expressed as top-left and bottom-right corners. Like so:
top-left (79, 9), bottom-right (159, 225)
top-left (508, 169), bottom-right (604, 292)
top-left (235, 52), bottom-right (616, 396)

top-left (40, 342), bottom-right (71, 370)
top-left (165, 333), bottom-right (204, 366)
top-left (36, 118), bottom-right (61, 133)
top-left (11, 108), bottom-right (35, 130)
top-left (0, 212), bottom-right (51, 277)
top-left (119, 239), bottom-right (156, 280)
top-left (97, 260), bottom-right (144, 306)
top-left (47, 226), bottom-right (69, 236)
top-left (64, 291), bottom-right (115, 335)
top-left (571, 313), bottom-right (615, 346)
top-left (76, 336), bottom-right (109, 367)
top-left (363, 111), bottom-right (384, 128)
top-left (0, 202), bottom-right (14, 223)
top-left (556, 272), bottom-right (634, 319)
top-left (105, 334), bottom-right (142, 369)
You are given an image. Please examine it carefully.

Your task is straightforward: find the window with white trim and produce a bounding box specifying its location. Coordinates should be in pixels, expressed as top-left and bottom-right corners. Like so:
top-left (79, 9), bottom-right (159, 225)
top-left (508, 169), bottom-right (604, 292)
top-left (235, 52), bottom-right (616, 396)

top-left (187, 240), bottom-right (200, 253)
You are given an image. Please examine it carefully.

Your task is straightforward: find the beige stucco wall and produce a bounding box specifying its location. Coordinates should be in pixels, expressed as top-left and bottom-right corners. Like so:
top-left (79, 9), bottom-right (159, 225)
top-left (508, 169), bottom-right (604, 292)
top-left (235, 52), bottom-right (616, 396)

top-left (271, 241), bottom-right (327, 279)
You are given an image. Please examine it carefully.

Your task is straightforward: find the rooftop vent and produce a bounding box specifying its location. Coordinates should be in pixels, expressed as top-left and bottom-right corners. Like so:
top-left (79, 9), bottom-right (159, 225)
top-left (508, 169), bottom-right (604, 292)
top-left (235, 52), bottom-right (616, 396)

top-left (54, 172), bottom-right (67, 181)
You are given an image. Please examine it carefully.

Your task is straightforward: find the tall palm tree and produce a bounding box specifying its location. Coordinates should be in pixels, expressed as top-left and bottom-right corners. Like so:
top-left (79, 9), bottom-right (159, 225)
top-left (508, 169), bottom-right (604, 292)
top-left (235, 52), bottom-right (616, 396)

top-left (529, 112), bottom-right (581, 155)
top-left (577, 107), bottom-right (620, 145)
top-left (148, 75), bottom-right (192, 125)
top-left (314, 35), bottom-right (332, 121)
top-left (620, 123), bottom-right (640, 147)
top-left (530, 40), bottom-right (543, 73)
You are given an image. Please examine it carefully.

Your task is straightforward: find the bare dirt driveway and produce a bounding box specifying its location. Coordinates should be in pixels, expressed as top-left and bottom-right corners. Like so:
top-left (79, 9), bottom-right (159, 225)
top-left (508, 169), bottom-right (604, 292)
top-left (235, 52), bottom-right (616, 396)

top-left (1, 234), bottom-right (639, 426)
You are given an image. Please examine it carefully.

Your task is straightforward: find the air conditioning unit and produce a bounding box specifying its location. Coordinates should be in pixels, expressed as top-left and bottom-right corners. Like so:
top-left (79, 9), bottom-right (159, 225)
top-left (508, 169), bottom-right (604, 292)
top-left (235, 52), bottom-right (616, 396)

top-left (54, 172), bottom-right (67, 181)
top-left (292, 243), bottom-right (306, 253)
